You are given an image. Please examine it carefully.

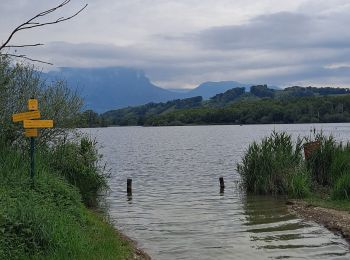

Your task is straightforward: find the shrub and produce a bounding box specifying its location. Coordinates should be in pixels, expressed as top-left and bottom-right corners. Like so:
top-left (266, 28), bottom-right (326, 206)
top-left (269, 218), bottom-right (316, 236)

top-left (0, 56), bottom-right (83, 146)
top-left (237, 131), bottom-right (304, 195)
top-left (46, 137), bottom-right (108, 207)
top-left (0, 142), bottom-right (131, 259)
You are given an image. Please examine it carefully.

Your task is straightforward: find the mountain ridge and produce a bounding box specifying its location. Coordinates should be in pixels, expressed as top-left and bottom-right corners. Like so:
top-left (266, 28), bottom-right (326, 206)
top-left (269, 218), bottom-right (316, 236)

top-left (43, 67), bottom-right (257, 112)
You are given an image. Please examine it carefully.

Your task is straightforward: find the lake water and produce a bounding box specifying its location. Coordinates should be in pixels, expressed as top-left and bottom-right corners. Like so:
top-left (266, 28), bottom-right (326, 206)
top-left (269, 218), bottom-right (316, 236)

top-left (83, 123), bottom-right (350, 260)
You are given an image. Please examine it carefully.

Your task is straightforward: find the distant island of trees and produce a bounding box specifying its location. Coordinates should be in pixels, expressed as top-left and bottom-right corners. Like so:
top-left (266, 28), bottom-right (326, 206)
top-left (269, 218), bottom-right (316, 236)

top-left (78, 85), bottom-right (350, 127)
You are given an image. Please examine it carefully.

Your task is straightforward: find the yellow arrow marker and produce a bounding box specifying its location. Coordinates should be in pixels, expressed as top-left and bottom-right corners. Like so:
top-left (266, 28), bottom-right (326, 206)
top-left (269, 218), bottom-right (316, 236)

top-left (24, 120), bottom-right (53, 129)
top-left (28, 99), bottom-right (38, 111)
top-left (12, 110), bottom-right (41, 122)
top-left (25, 129), bottom-right (38, 137)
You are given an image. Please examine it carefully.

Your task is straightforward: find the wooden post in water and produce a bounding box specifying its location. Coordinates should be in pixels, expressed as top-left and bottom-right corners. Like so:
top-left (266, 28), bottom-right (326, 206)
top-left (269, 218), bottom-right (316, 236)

top-left (127, 178), bottom-right (132, 196)
top-left (219, 177), bottom-right (225, 193)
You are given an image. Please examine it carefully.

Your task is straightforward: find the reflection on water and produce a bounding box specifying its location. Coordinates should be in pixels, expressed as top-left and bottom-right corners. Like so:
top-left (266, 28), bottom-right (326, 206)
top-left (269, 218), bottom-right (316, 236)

top-left (243, 196), bottom-right (349, 259)
top-left (83, 124), bottom-right (350, 259)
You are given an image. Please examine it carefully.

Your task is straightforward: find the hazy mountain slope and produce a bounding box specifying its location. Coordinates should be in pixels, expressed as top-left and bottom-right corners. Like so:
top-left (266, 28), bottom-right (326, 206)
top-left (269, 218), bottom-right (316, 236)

top-left (44, 67), bottom-right (261, 112)
top-left (45, 67), bottom-right (183, 112)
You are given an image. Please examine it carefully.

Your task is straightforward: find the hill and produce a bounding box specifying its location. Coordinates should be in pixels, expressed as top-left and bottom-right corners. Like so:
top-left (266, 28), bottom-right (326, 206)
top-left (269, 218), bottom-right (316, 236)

top-left (184, 81), bottom-right (250, 99)
top-left (84, 85), bottom-right (350, 127)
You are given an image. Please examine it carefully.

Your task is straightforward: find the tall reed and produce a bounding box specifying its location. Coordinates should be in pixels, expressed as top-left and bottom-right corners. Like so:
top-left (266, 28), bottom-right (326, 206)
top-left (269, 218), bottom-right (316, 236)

top-left (237, 131), bottom-right (308, 197)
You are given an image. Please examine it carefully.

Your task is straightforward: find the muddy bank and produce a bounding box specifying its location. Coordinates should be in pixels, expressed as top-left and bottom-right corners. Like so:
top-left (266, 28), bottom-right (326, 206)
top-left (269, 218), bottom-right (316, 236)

top-left (287, 200), bottom-right (350, 243)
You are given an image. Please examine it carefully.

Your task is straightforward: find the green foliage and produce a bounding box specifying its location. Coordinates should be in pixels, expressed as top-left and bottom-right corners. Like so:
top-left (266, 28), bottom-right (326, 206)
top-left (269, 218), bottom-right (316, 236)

top-left (332, 174), bottom-right (350, 200)
top-left (239, 130), bottom-right (350, 201)
top-left (101, 95), bottom-right (203, 126)
top-left (0, 143), bottom-right (131, 259)
top-left (288, 165), bottom-right (311, 199)
top-left (0, 56), bottom-right (83, 145)
top-left (0, 57), bottom-right (131, 259)
top-left (329, 145), bottom-right (350, 183)
top-left (306, 134), bottom-right (337, 186)
top-left (237, 131), bottom-right (304, 196)
top-left (47, 137), bottom-right (108, 207)
top-left (142, 95), bottom-right (350, 126)
top-left (250, 84), bottom-right (274, 98)
top-left (208, 87), bottom-right (245, 106)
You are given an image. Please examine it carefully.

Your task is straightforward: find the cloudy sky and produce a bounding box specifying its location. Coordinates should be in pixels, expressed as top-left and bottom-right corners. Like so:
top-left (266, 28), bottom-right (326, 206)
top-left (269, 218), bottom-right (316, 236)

top-left (1, 0), bottom-right (350, 89)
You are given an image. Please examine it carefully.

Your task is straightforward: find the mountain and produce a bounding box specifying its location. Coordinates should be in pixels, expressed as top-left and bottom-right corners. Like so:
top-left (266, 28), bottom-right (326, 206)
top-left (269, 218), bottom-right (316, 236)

top-left (44, 67), bottom-right (183, 112)
top-left (185, 81), bottom-right (251, 99)
top-left (44, 67), bottom-right (263, 112)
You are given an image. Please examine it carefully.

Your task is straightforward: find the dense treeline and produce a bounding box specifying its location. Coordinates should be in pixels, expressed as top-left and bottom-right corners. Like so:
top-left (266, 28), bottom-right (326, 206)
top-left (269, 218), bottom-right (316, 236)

top-left (146, 95), bottom-right (350, 126)
top-left (78, 85), bottom-right (350, 127)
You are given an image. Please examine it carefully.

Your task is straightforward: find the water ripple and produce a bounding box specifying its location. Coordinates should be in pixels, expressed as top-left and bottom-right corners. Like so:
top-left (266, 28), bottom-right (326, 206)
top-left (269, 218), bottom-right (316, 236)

top-left (82, 124), bottom-right (350, 260)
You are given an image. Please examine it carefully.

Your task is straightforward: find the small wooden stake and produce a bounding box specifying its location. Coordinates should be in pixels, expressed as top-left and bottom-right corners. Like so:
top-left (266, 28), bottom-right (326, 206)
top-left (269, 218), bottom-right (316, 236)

top-left (219, 177), bottom-right (225, 191)
top-left (127, 178), bottom-right (132, 195)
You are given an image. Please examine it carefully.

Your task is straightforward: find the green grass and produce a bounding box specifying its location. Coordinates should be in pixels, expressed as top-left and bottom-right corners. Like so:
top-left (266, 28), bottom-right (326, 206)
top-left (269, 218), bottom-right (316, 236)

top-left (45, 137), bottom-right (108, 207)
top-left (0, 143), bottom-right (132, 259)
top-left (304, 194), bottom-right (350, 213)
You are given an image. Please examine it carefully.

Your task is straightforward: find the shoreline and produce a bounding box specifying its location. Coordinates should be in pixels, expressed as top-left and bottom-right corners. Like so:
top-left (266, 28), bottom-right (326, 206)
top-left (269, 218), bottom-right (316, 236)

top-left (90, 209), bottom-right (151, 259)
top-left (287, 200), bottom-right (350, 244)
top-left (116, 229), bottom-right (151, 260)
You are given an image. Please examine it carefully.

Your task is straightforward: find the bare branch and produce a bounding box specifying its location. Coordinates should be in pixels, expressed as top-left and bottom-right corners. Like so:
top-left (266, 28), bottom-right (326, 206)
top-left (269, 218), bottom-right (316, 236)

top-left (0, 0), bottom-right (87, 65)
top-left (5, 43), bottom-right (44, 48)
top-left (5, 54), bottom-right (53, 65)
top-left (17, 4), bottom-right (87, 31)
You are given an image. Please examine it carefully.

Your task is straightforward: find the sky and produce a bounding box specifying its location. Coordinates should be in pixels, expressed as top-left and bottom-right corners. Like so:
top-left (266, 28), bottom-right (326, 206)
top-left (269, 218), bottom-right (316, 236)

top-left (1, 0), bottom-right (350, 89)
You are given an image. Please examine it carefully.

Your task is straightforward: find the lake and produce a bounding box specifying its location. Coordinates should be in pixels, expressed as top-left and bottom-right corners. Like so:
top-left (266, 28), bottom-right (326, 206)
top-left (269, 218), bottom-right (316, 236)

top-left (83, 123), bottom-right (350, 259)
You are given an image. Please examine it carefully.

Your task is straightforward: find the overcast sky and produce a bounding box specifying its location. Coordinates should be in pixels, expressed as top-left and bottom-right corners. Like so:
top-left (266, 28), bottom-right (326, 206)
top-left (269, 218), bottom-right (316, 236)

top-left (1, 0), bottom-right (350, 89)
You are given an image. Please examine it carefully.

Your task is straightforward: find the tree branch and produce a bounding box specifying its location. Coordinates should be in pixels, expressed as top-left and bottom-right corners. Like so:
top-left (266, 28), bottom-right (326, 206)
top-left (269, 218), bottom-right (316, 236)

top-left (5, 43), bottom-right (44, 48)
top-left (0, 0), bottom-right (87, 65)
top-left (5, 54), bottom-right (53, 65)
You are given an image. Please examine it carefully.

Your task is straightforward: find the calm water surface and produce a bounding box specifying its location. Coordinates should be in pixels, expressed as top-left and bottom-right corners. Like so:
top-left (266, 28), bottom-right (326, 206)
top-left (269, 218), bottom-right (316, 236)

top-left (83, 124), bottom-right (350, 259)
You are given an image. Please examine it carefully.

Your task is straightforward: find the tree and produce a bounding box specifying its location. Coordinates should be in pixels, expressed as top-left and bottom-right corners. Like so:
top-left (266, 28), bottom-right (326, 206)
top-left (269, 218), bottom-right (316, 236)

top-left (0, 0), bottom-right (87, 64)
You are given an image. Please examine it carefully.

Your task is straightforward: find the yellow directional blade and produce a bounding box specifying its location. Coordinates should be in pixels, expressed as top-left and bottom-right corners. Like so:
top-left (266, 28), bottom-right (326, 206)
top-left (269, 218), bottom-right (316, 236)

top-left (25, 129), bottom-right (38, 137)
top-left (28, 99), bottom-right (38, 111)
top-left (24, 120), bottom-right (53, 129)
top-left (12, 110), bottom-right (41, 122)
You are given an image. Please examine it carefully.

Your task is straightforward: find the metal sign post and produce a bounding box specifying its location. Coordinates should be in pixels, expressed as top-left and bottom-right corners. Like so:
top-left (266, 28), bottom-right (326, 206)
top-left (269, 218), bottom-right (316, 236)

top-left (12, 99), bottom-right (53, 187)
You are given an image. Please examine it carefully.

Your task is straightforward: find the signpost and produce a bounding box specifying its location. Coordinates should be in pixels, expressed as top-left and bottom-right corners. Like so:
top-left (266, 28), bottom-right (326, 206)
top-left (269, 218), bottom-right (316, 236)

top-left (12, 99), bottom-right (53, 187)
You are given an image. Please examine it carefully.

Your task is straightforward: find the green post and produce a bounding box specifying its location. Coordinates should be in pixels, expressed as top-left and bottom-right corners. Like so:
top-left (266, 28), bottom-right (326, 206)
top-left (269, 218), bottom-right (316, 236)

top-left (30, 137), bottom-right (35, 187)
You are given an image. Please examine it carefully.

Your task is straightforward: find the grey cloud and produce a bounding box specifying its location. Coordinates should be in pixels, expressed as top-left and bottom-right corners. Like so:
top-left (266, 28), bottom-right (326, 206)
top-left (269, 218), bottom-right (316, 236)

top-left (3, 1), bottom-right (350, 88)
top-left (196, 12), bottom-right (350, 50)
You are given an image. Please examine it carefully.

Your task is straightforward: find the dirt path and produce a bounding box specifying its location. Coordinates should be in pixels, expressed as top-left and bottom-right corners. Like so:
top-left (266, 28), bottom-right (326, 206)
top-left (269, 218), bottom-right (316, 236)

top-left (287, 200), bottom-right (350, 243)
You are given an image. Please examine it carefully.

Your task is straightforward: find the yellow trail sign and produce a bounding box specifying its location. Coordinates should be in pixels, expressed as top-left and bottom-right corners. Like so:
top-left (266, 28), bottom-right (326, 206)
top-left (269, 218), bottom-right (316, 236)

top-left (24, 120), bottom-right (53, 129)
top-left (12, 110), bottom-right (41, 122)
top-left (28, 99), bottom-right (38, 111)
top-left (25, 129), bottom-right (38, 137)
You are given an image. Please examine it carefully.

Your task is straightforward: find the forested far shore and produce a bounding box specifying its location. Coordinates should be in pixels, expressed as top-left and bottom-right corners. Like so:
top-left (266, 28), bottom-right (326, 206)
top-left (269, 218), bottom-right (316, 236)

top-left (79, 85), bottom-right (350, 127)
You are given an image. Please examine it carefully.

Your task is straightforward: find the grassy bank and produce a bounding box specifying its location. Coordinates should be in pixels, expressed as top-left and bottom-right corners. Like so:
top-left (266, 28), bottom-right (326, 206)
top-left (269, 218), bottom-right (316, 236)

top-left (237, 131), bottom-right (350, 205)
top-left (0, 140), bottom-right (133, 259)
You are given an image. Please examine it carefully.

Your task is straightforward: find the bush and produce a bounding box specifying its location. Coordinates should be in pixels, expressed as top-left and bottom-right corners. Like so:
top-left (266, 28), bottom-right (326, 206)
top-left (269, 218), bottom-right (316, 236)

top-left (0, 56), bottom-right (83, 146)
top-left (46, 137), bottom-right (108, 207)
top-left (237, 131), bottom-right (304, 195)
